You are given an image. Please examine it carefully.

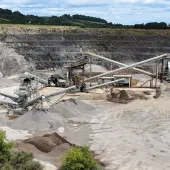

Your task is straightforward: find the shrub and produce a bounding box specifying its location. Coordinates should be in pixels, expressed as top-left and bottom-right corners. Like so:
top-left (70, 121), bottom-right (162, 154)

top-left (0, 130), bottom-right (14, 166)
top-left (59, 146), bottom-right (101, 170)
top-left (8, 151), bottom-right (43, 170)
top-left (0, 130), bottom-right (43, 170)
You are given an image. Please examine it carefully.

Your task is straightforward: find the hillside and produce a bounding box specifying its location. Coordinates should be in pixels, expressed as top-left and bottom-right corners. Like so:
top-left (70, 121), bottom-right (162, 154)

top-left (0, 8), bottom-right (114, 28)
top-left (0, 25), bottom-right (170, 75)
top-left (0, 8), bottom-right (169, 29)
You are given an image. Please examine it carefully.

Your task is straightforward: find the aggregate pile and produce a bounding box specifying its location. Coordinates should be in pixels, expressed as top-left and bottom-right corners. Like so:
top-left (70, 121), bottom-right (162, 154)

top-left (11, 98), bottom-right (94, 131)
top-left (49, 98), bottom-right (95, 118)
top-left (0, 78), bottom-right (19, 88)
top-left (0, 115), bottom-right (8, 126)
top-left (11, 109), bottom-right (66, 131)
top-left (0, 126), bottom-right (31, 140)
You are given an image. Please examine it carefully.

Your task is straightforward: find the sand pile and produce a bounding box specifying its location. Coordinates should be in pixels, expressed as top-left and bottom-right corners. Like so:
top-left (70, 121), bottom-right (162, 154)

top-left (11, 108), bottom-right (66, 131)
top-left (0, 126), bottom-right (32, 140)
top-left (107, 89), bottom-right (148, 103)
top-left (0, 78), bottom-right (18, 88)
top-left (49, 98), bottom-right (95, 118)
top-left (24, 133), bottom-right (71, 153)
top-left (0, 115), bottom-right (8, 126)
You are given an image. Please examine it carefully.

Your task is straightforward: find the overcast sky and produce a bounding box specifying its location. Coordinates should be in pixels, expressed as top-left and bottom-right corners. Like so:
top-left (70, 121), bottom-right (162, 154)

top-left (0, 0), bottom-right (170, 24)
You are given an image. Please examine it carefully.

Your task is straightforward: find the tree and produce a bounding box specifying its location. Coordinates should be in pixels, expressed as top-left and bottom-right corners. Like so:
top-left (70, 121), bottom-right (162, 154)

top-left (59, 146), bottom-right (101, 170)
top-left (0, 130), bottom-right (43, 170)
top-left (134, 22), bottom-right (168, 29)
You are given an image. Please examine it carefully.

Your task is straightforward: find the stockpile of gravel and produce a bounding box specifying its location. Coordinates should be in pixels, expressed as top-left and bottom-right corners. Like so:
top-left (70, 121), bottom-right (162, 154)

top-left (11, 108), bottom-right (66, 131)
top-left (49, 98), bottom-right (95, 118)
top-left (11, 99), bottom-right (94, 131)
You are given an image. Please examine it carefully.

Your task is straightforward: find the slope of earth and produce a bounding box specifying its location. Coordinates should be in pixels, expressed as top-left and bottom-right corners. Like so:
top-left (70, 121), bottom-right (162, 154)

top-left (0, 25), bottom-right (170, 74)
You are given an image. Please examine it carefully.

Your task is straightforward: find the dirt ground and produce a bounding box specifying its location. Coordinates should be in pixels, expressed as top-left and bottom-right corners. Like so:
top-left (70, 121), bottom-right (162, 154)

top-left (1, 76), bottom-right (169, 170)
top-left (90, 84), bottom-right (170, 170)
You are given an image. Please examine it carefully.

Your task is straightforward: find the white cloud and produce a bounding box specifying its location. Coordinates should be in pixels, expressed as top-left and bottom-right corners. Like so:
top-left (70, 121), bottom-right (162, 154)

top-left (0, 0), bottom-right (170, 24)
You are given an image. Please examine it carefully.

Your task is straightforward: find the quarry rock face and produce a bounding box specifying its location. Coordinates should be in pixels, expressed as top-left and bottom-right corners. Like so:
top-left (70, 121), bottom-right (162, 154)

top-left (0, 26), bottom-right (170, 74)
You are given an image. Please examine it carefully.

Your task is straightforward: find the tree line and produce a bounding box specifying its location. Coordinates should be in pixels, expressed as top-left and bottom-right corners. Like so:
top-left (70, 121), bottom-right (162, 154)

top-left (134, 22), bottom-right (168, 29)
top-left (0, 8), bottom-right (169, 29)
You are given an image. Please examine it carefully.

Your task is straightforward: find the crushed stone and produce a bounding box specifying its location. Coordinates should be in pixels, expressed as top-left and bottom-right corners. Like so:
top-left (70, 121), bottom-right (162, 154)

top-left (49, 98), bottom-right (95, 118)
top-left (11, 108), bottom-right (66, 131)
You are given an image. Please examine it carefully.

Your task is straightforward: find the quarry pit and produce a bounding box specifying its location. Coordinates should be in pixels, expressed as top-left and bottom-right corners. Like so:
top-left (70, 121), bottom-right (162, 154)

top-left (0, 25), bottom-right (170, 170)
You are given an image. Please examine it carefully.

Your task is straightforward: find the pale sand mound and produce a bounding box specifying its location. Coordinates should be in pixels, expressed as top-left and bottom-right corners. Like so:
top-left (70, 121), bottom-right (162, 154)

top-left (49, 98), bottom-right (95, 118)
top-left (0, 115), bottom-right (8, 126)
top-left (11, 109), bottom-right (66, 131)
top-left (0, 78), bottom-right (18, 88)
top-left (0, 126), bottom-right (32, 140)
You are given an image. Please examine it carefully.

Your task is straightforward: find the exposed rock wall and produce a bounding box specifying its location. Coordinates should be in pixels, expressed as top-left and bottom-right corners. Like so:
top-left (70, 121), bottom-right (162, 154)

top-left (0, 26), bottom-right (170, 74)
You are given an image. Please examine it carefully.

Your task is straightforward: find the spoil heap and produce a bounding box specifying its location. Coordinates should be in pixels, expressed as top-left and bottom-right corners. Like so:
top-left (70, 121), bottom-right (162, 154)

top-left (24, 133), bottom-right (72, 153)
top-left (107, 89), bottom-right (148, 104)
top-left (16, 133), bottom-right (72, 167)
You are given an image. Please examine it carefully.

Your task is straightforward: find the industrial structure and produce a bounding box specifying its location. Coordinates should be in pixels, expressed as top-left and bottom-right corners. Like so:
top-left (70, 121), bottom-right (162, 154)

top-left (85, 52), bottom-right (170, 88)
top-left (0, 52), bottom-right (169, 115)
top-left (0, 84), bottom-right (76, 114)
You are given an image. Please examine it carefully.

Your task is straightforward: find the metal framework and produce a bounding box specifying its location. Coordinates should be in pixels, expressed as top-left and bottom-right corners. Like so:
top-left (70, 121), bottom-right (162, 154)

top-left (87, 52), bottom-right (155, 77)
top-left (86, 78), bottom-right (125, 91)
top-left (99, 75), bottom-right (132, 88)
top-left (85, 53), bottom-right (168, 83)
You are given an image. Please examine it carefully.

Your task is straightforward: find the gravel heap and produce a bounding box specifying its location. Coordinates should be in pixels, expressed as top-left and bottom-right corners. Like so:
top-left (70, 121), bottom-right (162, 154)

top-left (11, 109), bottom-right (66, 131)
top-left (11, 99), bottom-right (94, 131)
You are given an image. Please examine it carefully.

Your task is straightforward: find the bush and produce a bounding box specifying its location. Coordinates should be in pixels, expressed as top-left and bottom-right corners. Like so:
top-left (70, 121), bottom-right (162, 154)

top-left (0, 130), bottom-right (14, 166)
top-left (8, 151), bottom-right (43, 170)
top-left (59, 146), bottom-right (101, 170)
top-left (0, 130), bottom-right (43, 170)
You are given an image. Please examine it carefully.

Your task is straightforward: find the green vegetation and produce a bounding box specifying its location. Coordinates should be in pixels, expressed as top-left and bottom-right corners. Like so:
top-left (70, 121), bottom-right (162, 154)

top-left (134, 22), bottom-right (168, 29)
top-left (0, 8), bottom-right (169, 29)
top-left (0, 130), bottom-right (43, 170)
top-left (0, 8), bottom-right (110, 28)
top-left (59, 146), bottom-right (101, 170)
